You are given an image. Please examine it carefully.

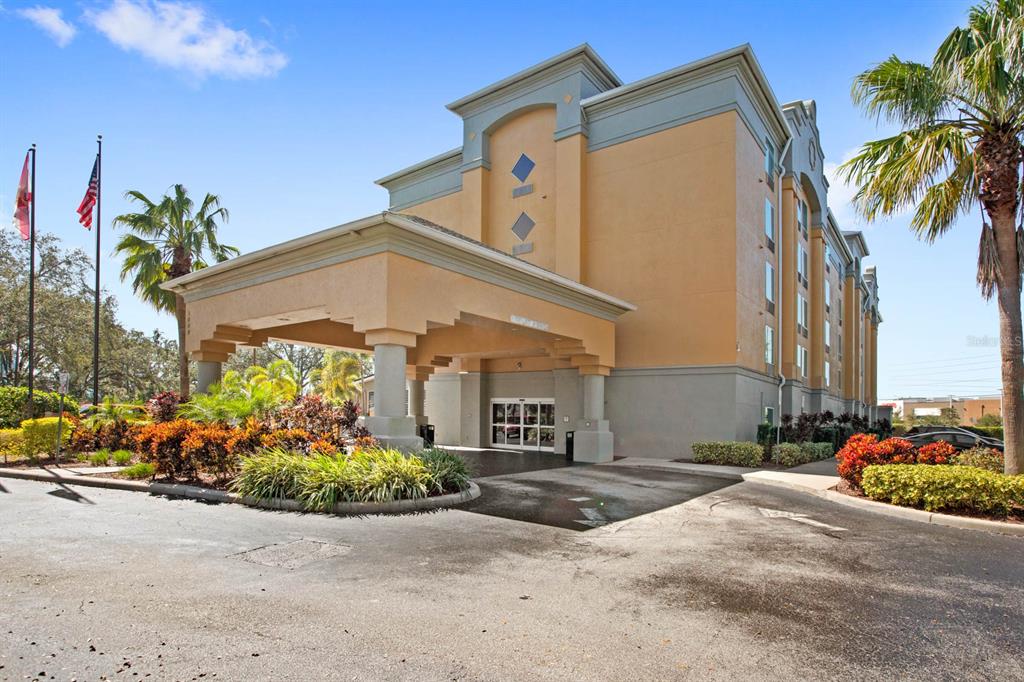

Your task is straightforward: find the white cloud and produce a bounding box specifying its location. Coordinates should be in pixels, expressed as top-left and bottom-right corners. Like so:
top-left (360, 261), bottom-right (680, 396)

top-left (17, 6), bottom-right (76, 47)
top-left (85, 0), bottom-right (287, 79)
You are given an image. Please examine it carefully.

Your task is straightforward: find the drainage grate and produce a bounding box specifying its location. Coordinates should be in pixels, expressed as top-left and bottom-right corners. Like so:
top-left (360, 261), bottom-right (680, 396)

top-left (232, 539), bottom-right (351, 569)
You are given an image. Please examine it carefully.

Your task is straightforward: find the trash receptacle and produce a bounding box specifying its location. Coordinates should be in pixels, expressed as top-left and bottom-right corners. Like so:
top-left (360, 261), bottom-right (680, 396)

top-left (419, 424), bottom-right (435, 446)
top-left (564, 431), bottom-right (574, 461)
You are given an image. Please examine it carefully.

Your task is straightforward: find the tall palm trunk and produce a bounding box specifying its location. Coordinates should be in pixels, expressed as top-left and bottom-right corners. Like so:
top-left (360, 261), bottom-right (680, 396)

top-left (979, 135), bottom-right (1023, 475)
top-left (175, 293), bottom-right (189, 398)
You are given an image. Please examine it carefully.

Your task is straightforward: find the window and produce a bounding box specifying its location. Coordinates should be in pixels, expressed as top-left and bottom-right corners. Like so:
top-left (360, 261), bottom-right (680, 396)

top-left (765, 262), bottom-right (775, 313)
top-left (797, 293), bottom-right (808, 335)
top-left (838, 333), bottom-right (843, 359)
top-left (797, 243), bottom-right (808, 286)
top-left (797, 199), bottom-right (808, 237)
top-left (825, 320), bottom-right (831, 352)
top-left (797, 344), bottom-right (808, 378)
top-left (765, 139), bottom-right (776, 177)
top-left (825, 245), bottom-right (833, 273)
top-left (765, 325), bottom-right (775, 366)
top-left (368, 391), bottom-right (374, 410)
top-left (764, 199), bottom-right (775, 250)
top-left (825, 360), bottom-right (831, 387)
top-left (825, 280), bottom-right (831, 313)
top-left (764, 405), bottom-right (776, 426)
top-left (838, 297), bottom-right (843, 326)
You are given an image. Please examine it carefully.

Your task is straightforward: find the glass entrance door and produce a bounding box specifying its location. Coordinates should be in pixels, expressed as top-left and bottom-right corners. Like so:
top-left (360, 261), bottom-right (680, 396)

top-left (491, 398), bottom-right (555, 451)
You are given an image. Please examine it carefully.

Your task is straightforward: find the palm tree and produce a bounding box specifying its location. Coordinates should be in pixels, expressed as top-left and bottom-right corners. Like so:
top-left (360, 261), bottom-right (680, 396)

top-left (314, 350), bottom-right (366, 402)
top-left (838, 0), bottom-right (1024, 474)
top-left (245, 358), bottom-right (299, 402)
top-left (113, 185), bottom-right (238, 398)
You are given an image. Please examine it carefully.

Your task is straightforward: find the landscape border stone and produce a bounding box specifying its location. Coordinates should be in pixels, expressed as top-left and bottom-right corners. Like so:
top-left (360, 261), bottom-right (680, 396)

top-left (0, 467), bottom-right (481, 515)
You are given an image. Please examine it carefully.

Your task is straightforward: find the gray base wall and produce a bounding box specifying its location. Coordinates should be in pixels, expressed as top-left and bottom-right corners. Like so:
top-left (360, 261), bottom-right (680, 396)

top-left (424, 365), bottom-right (871, 460)
top-left (606, 366), bottom-right (779, 460)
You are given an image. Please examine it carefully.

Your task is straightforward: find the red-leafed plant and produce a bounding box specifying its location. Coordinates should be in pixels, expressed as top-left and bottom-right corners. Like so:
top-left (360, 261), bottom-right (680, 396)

top-left (916, 441), bottom-right (956, 465)
top-left (836, 435), bottom-right (917, 486)
top-left (135, 419), bottom-right (199, 479)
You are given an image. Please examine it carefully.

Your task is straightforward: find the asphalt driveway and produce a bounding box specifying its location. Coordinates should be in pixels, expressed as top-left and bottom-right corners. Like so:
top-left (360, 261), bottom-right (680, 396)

top-left (0, 471), bottom-right (1021, 681)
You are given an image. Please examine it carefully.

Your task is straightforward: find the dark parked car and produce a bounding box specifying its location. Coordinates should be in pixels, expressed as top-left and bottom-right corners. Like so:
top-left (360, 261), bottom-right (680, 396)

top-left (903, 429), bottom-right (1003, 452)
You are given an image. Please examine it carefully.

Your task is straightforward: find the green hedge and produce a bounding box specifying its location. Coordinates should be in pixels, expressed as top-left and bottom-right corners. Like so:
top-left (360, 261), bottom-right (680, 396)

top-left (692, 441), bottom-right (764, 467)
top-left (771, 441), bottom-right (833, 468)
top-left (801, 442), bottom-right (834, 461)
top-left (952, 447), bottom-right (1004, 473)
top-left (20, 417), bottom-right (71, 458)
top-left (0, 387), bottom-right (79, 429)
top-left (861, 464), bottom-right (1024, 516)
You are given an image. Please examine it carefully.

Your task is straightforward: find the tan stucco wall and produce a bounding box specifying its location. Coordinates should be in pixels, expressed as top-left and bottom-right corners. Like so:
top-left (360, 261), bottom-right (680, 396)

top-left (585, 111), bottom-right (739, 368)
top-left (485, 107), bottom-right (558, 271)
top-left (735, 116), bottom-right (777, 373)
top-left (402, 190), bottom-right (463, 233)
top-left (185, 249), bottom-right (618, 368)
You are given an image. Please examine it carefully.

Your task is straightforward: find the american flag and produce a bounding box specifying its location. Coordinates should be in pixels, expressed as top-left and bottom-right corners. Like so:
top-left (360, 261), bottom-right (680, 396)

top-left (76, 157), bottom-right (99, 229)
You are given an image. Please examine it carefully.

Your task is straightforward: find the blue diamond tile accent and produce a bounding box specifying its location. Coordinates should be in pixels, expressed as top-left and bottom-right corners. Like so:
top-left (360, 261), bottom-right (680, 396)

top-left (511, 153), bottom-right (535, 183)
top-left (511, 212), bottom-right (535, 242)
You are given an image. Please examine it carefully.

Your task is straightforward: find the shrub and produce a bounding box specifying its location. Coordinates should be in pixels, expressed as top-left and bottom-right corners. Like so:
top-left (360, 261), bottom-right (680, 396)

top-left (90, 450), bottom-right (110, 466)
top-left (772, 443), bottom-right (807, 467)
top-left (915, 441), bottom-right (955, 465)
top-left (144, 391), bottom-right (182, 423)
top-left (233, 447), bottom-right (458, 511)
top-left (135, 419), bottom-right (198, 479)
top-left (273, 395), bottom-right (345, 440)
top-left (0, 428), bottom-right (24, 462)
top-left (801, 442), bottom-right (834, 461)
top-left (181, 423), bottom-right (236, 480)
top-left (20, 417), bottom-right (71, 460)
top-left (836, 434), bottom-right (917, 486)
top-left (0, 387), bottom-right (79, 428)
top-left (692, 441), bottom-right (764, 467)
top-left (233, 448), bottom-right (309, 501)
top-left (121, 462), bottom-right (156, 480)
top-left (112, 449), bottom-right (133, 466)
top-left (861, 464), bottom-right (1024, 516)
top-left (953, 446), bottom-right (1004, 473)
top-left (419, 447), bottom-right (471, 494)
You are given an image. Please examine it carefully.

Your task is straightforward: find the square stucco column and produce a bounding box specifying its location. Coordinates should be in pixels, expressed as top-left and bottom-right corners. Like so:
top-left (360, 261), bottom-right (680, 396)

top-left (196, 361), bottom-right (222, 394)
top-left (459, 371), bottom-right (486, 448)
top-left (365, 344), bottom-right (422, 452)
top-left (407, 378), bottom-right (428, 426)
top-left (574, 370), bottom-right (614, 463)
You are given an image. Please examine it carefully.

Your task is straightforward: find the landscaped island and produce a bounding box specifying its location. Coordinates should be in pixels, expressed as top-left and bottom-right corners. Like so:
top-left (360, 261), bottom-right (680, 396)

top-left (0, 381), bottom-right (473, 512)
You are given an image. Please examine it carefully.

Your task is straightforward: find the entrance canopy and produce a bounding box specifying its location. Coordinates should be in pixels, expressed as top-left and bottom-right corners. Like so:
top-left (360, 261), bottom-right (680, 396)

top-left (162, 211), bottom-right (635, 381)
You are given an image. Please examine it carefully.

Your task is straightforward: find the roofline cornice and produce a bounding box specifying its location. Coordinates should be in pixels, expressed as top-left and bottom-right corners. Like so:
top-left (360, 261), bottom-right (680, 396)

top-left (581, 44), bottom-right (791, 147)
top-left (162, 212), bottom-right (636, 320)
top-left (375, 147), bottom-right (462, 188)
top-left (446, 43), bottom-right (622, 116)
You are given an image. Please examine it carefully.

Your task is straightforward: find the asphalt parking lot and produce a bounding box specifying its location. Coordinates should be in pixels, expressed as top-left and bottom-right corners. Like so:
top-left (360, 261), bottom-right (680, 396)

top-left (1, 465), bottom-right (1022, 681)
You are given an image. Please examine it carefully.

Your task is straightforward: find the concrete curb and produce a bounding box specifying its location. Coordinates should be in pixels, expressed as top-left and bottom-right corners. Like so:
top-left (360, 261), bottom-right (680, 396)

top-left (741, 472), bottom-right (1024, 537)
top-left (612, 459), bottom-right (1024, 537)
top-left (0, 468), bottom-right (481, 515)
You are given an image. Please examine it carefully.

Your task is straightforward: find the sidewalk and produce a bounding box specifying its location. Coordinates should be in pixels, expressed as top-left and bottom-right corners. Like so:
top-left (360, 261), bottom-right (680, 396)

top-left (609, 456), bottom-right (1023, 537)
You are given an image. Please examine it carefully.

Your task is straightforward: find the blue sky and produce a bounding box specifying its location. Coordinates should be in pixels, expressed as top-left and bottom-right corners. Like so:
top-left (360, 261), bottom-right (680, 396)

top-left (0, 0), bottom-right (1000, 400)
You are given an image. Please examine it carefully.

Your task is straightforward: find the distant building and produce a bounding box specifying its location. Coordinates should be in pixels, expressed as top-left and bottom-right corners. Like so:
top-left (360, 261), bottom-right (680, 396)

top-left (880, 395), bottom-right (1001, 425)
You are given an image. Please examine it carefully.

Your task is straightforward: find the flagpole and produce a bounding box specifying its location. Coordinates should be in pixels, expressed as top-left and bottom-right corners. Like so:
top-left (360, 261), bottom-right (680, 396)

top-left (26, 144), bottom-right (36, 419)
top-left (92, 135), bottom-right (102, 406)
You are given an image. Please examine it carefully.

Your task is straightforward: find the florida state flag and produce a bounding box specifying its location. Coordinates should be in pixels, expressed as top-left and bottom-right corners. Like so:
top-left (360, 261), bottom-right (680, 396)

top-left (13, 152), bottom-right (31, 240)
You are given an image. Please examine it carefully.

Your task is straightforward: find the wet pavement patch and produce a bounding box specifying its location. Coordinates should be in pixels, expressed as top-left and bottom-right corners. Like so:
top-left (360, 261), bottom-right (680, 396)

top-left (460, 465), bottom-right (732, 531)
top-left (455, 448), bottom-right (572, 478)
top-left (232, 539), bottom-right (352, 569)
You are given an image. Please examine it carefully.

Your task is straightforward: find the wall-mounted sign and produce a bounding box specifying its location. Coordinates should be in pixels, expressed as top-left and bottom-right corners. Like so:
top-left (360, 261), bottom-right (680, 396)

top-left (510, 314), bottom-right (549, 332)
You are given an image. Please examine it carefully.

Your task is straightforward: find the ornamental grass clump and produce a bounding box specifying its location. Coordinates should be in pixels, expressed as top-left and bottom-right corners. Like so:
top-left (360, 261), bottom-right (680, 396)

top-left (232, 446), bottom-right (471, 512)
top-left (419, 447), bottom-right (472, 494)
